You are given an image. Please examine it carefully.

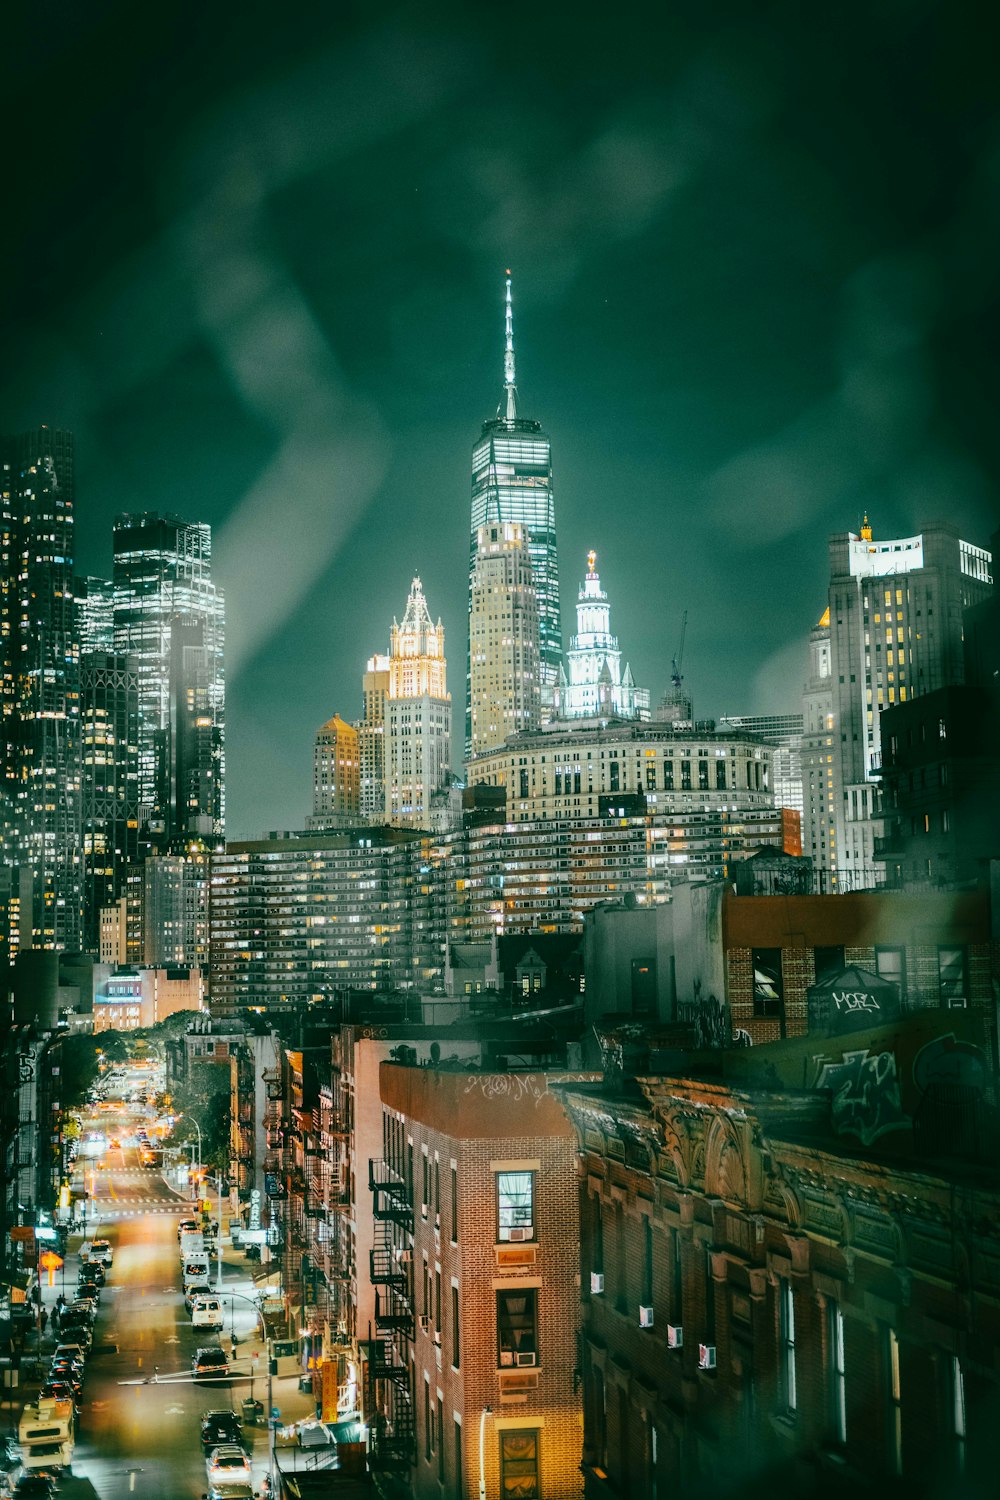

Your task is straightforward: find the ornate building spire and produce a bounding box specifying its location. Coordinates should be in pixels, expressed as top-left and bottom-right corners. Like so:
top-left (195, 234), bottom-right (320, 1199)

top-left (500, 271), bottom-right (518, 424)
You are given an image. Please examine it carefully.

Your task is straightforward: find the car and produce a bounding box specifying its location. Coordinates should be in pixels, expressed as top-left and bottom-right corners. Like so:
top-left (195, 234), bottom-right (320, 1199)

top-left (204, 1446), bottom-right (251, 1487)
top-left (56, 1321), bottom-right (91, 1351)
top-left (38, 1381), bottom-right (77, 1408)
top-left (77, 1260), bottom-right (104, 1287)
top-left (178, 1219), bottom-right (199, 1240)
top-left (76, 1281), bottom-right (100, 1305)
top-left (200, 1410), bottom-right (243, 1451)
top-left (89, 1239), bottom-right (113, 1265)
top-left (205, 1485), bottom-right (254, 1500)
top-left (47, 1365), bottom-right (82, 1399)
top-left (192, 1347), bottom-right (229, 1381)
top-left (48, 1354), bottom-right (84, 1382)
top-left (185, 1282), bottom-right (213, 1313)
top-left (52, 1350), bottom-right (86, 1374)
top-left (69, 1299), bottom-right (96, 1323)
top-left (13, 1477), bottom-right (58, 1500)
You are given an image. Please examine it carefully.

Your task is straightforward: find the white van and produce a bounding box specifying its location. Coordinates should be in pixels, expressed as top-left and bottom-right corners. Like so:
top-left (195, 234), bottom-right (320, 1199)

top-left (191, 1296), bottom-right (224, 1330)
top-left (183, 1257), bottom-right (211, 1287)
top-left (18, 1405), bottom-right (74, 1471)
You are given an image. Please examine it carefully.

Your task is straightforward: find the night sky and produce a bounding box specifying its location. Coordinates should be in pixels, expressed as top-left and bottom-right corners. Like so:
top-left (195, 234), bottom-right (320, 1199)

top-left (3, 0), bottom-right (997, 837)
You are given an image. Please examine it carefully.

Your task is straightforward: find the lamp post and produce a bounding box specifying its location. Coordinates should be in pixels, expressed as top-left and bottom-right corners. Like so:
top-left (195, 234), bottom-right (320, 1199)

top-left (479, 1405), bottom-right (492, 1500)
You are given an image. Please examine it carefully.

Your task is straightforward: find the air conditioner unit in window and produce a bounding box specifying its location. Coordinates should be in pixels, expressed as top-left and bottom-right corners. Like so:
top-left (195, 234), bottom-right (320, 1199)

top-left (698, 1343), bottom-right (717, 1370)
top-left (666, 1324), bottom-right (683, 1349)
top-left (590, 1272), bottom-right (605, 1295)
top-left (515, 1352), bottom-right (537, 1367)
top-left (507, 1227), bottom-right (533, 1243)
top-left (639, 1305), bottom-right (654, 1329)
top-left (433, 1329), bottom-right (442, 1346)
top-left (418, 1314), bottom-right (431, 1331)
top-left (396, 1248), bottom-right (413, 1263)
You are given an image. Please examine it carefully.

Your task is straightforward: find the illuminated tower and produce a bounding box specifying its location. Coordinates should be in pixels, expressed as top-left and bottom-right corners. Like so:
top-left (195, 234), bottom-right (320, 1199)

top-left (468, 521), bottom-right (542, 758)
top-left (358, 654), bottom-right (390, 822)
top-left (385, 576), bottom-right (451, 826)
top-left (468, 275), bottom-right (561, 753)
top-left (112, 513), bottom-right (225, 841)
top-left (80, 651), bottom-right (140, 950)
top-left (1, 426), bottom-right (82, 949)
top-left (555, 551), bottom-right (649, 721)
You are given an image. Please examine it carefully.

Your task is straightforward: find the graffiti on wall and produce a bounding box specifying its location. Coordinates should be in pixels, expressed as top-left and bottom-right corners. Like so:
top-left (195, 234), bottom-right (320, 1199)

top-left (813, 1048), bottom-right (909, 1146)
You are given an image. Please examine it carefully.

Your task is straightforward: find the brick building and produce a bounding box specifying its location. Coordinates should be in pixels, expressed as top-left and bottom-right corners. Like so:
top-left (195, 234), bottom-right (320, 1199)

top-left (371, 1062), bottom-right (585, 1497)
top-left (554, 1063), bottom-right (1000, 1498)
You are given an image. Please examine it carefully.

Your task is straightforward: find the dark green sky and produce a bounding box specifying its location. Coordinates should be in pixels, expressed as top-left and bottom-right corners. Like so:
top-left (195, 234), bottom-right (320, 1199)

top-left (3, 0), bottom-right (997, 835)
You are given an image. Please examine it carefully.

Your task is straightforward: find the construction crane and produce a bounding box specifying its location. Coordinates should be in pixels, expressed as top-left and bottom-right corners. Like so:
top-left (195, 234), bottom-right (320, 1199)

top-left (671, 610), bottom-right (688, 695)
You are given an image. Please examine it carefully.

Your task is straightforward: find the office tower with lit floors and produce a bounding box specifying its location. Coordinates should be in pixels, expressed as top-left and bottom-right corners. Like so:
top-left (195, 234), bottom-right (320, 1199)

top-left (805, 517), bottom-right (992, 890)
top-left (112, 512), bottom-right (225, 842)
top-left (80, 650), bottom-right (140, 950)
top-left (1, 426), bottom-right (82, 948)
top-left (308, 713), bottom-right (360, 828)
top-left (358, 653), bottom-right (390, 822)
top-left (468, 521), bottom-right (542, 758)
top-left (385, 577), bottom-right (451, 826)
top-left (468, 276), bottom-right (561, 751)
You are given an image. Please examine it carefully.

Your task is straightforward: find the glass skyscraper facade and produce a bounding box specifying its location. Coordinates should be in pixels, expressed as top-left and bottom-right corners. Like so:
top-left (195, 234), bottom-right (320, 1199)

top-left (112, 512), bottom-right (225, 842)
top-left (467, 278), bottom-right (561, 753)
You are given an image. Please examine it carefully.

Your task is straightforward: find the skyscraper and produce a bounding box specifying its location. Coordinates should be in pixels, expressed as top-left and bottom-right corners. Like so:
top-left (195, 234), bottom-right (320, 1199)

top-left (112, 513), bottom-right (224, 842)
top-left (1, 427), bottom-right (82, 949)
top-left (308, 713), bottom-right (360, 828)
top-left (80, 651), bottom-right (140, 950)
top-left (802, 518), bottom-right (992, 889)
top-left (358, 653), bottom-right (390, 822)
top-left (468, 276), bottom-right (561, 751)
top-left (555, 551), bottom-right (649, 722)
top-left (385, 576), bottom-right (451, 826)
top-left (468, 521), bottom-right (542, 759)
top-left (75, 576), bottom-right (115, 652)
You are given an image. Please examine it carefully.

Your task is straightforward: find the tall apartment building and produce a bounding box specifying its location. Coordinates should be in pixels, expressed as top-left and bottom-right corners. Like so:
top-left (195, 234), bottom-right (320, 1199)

top-left (369, 1060), bottom-right (583, 1494)
top-left (468, 276), bottom-right (561, 750)
top-left (385, 577), bottom-right (451, 827)
top-left (554, 551), bottom-right (649, 722)
top-left (80, 651), bottom-right (140, 950)
top-left (208, 828), bottom-right (440, 1014)
top-left (1, 427), bottom-right (82, 948)
top-left (112, 512), bottom-right (225, 839)
top-left (142, 852), bottom-right (208, 967)
top-left (802, 519), bottom-right (992, 890)
top-left (358, 653), bottom-right (390, 822)
top-left (468, 521), bottom-right (542, 758)
top-left (308, 713), bottom-right (360, 828)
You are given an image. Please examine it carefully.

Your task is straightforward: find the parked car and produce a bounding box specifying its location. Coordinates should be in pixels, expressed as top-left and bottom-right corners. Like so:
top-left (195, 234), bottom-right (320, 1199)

top-left (77, 1260), bottom-right (104, 1286)
top-left (47, 1364), bottom-right (82, 1400)
top-left (205, 1485), bottom-right (254, 1500)
top-left (191, 1297), bottom-right (224, 1331)
top-left (192, 1348), bottom-right (229, 1381)
top-left (200, 1410), bottom-right (243, 1451)
top-left (185, 1282), bottom-right (213, 1313)
top-left (69, 1298), bottom-right (96, 1324)
top-left (76, 1280), bottom-right (100, 1305)
top-left (205, 1446), bottom-right (252, 1487)
top-left (178, 1219), bottom-right (199, 1240)
top-left (38, 1381), bottom-right (77, 1409)
top-left (89, 1239), bottom-right (113, 1266)
top-left (13, 1476), bottom-right (58, 1500)
top-left (56, 1320), bottom-right (91, 1351)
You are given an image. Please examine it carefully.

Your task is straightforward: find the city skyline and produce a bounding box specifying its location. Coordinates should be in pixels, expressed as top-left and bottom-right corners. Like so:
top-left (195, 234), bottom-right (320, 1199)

top-left (1, 7), bottom-right (996, 841)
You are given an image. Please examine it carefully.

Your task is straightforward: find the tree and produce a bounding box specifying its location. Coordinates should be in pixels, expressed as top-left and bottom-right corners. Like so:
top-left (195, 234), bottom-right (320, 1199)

top-left (169, 1064), bottom-right (231, 1174)
top-left (53, 1035), bottom-right (102, 1111)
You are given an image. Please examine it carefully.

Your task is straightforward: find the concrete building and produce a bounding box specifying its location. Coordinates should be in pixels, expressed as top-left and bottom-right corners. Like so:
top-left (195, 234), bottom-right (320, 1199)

top-left (308, 713), bottom-right (360, 829)
top-left (719, 712), bottom-right (803, 822)
top-left (142, 851), bottom-right (208, 967)
top-left (385, 577), bottom-right (452, 827)
top-left (91, 965), bottom-right (204, 1031)
top-left (800, 607), bottom-right (836, 882)
top-left (802, 519), bottom-right (992, 891)
top-left (80, 651), bottom-right (140, 950)
top-left (554, 551), bottom-right (649, 722)
top-left (99, 898), bottom-right (129, 965)
top-left (468, 521), bottom-right (542, 758)
top-left (368, 1060), bottom-right (584, 1493)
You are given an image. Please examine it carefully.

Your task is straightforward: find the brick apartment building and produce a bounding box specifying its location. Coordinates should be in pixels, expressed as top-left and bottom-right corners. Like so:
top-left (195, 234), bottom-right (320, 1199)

top-left (554, 1062), bottom-right (1000, 1498)
top-left (371, 1062), bottom-right (585, 1497)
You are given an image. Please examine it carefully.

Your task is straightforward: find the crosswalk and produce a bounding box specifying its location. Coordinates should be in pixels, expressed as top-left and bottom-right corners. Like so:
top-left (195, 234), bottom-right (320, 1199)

top-left (88, 1199), bottom-right (193, 1218)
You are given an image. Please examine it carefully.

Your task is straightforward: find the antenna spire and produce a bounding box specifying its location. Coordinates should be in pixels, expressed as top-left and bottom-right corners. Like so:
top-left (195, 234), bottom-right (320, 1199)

top-left (500, 270), bottom-right (517, 423)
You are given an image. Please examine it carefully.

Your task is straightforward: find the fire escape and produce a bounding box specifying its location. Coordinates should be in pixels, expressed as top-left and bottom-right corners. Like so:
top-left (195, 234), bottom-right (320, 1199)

top-left (367, 1156), bottom-right (415, 1471)
top-left (262, 1068), bottom-right (286, 1266)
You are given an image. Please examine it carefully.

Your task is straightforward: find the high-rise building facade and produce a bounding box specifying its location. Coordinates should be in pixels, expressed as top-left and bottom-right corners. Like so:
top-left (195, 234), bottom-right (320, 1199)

top-left (554, 551), bottom-right (649, 722)
top-left (1, 427), bottom-right (82, 949)
top-left (358, 654), bottom-right (390, 822)
top-left (799, 609), bottom-right (836, 883)
top-left (308, 712), bottom-right (360, 828)
top-left (803, 520), bottom-right (992, 889)
top-left (75, 575), bottom-right (115, 652)
top-left (385, 577), bottom-right (451, 827)
top-left (718, 712), bottom-right (804, 820)
top-left (112, 512), bottom-right (225, 840)
top-left (468, 277), bottom-right (561, 750)
top-left (80, 651), bottom-right (140, 950)
top-left (160, 616), bottom-right (225, 841)
top-left (468, 520), bottom-right (542, 758)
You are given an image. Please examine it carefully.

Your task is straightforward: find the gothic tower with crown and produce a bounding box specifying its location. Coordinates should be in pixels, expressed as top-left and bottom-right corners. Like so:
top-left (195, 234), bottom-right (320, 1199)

top-left (554, 551), bottom-right (650, 722)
